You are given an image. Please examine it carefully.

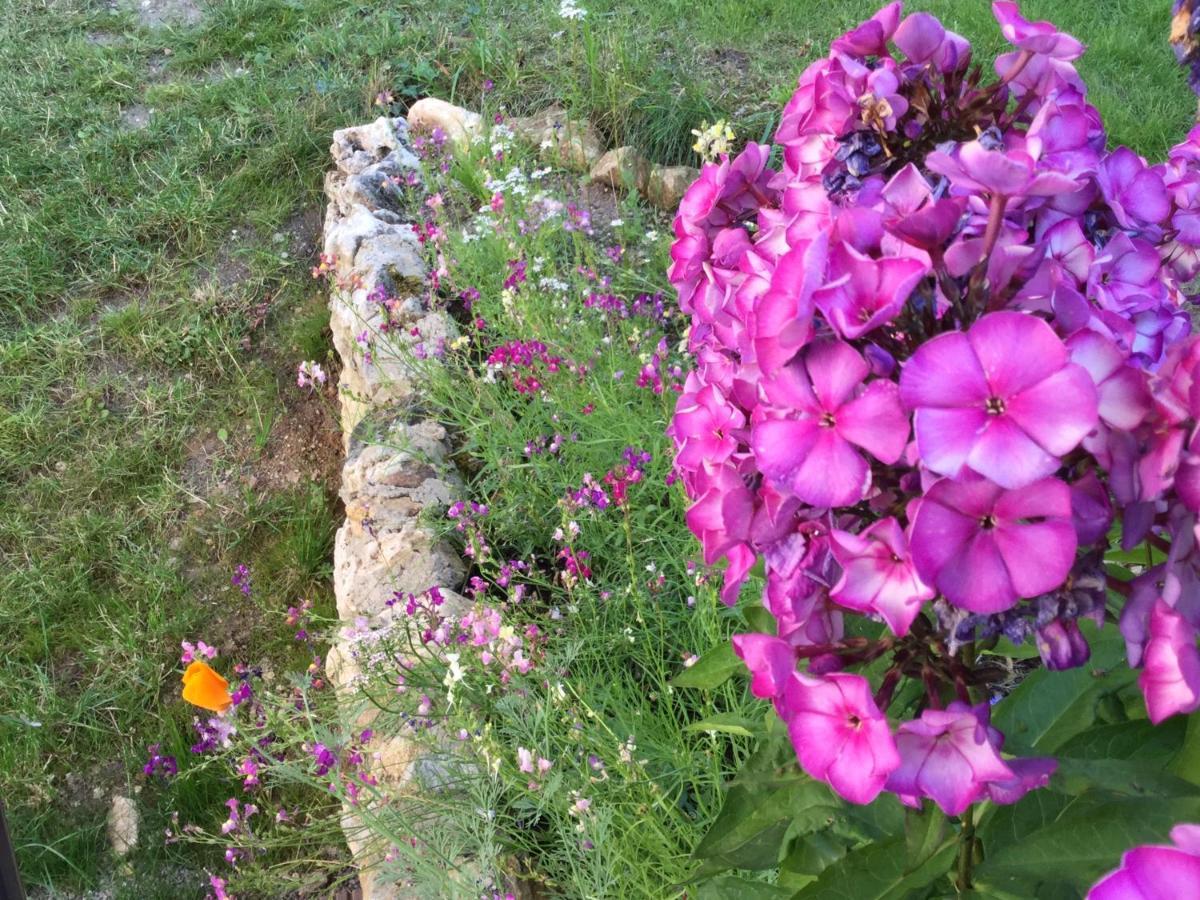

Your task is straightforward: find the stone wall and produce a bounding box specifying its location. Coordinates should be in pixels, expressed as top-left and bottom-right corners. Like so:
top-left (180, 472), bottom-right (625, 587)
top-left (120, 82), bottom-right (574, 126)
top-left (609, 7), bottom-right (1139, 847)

top-left (322, 115), bottom-right (467, 900)
top-left (320, 101), bottom-right (693, 897)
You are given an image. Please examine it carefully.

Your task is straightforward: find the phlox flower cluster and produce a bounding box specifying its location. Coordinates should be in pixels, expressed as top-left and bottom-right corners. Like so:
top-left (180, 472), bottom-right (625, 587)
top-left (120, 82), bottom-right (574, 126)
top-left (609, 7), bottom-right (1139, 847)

top-left (669, 1), bottom-right (1200, 813)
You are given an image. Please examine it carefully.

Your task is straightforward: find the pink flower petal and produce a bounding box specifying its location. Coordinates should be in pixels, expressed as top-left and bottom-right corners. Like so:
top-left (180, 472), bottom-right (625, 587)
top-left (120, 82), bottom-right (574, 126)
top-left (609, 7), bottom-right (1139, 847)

top-left (966, 311), bottom-right (1067, 397)
top-left (836, 380), bottom-right (909, 464)
top-left (1004, 364), bottom-right (1098, 456)
top-left (900, 331), bottom-right (989, 409)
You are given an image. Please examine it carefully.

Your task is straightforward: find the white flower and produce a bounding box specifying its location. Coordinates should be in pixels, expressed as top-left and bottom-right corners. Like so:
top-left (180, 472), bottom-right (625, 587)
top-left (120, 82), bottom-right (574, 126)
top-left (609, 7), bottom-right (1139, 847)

top-left (443, 652), bottom-right (464, 705)
top-left (559, 0), bottom-right (586, 19)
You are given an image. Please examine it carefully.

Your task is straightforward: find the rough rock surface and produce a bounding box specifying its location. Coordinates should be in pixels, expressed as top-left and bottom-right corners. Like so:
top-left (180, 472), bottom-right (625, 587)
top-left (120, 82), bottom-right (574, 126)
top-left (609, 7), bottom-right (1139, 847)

top-left (406, 97), bottom-right (483, 145)
top-left (647, 164), bottom-right (699, 212)
top-left (510, 105), bottom-right (604, 171)
top-left (107, 795), bottom-right (139, 857)
top-left (589, 145), bottom-right (652, 193)
top-left (323, 114), bottom-right (467, 899)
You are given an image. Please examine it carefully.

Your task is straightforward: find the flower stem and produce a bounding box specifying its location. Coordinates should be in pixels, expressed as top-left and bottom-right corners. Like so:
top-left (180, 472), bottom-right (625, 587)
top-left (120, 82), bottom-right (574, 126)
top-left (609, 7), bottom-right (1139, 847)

top-left (956, 804), bottom-right (977, 891)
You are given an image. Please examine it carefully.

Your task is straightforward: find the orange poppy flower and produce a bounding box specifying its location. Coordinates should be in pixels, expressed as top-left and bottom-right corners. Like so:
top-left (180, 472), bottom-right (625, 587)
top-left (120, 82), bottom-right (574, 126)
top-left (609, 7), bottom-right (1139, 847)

top-left (182, 660), bottom-right (233, 713)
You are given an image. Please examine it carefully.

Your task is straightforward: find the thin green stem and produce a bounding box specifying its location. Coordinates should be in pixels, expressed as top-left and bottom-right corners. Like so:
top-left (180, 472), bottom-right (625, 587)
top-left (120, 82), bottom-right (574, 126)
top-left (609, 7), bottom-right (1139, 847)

top-left (956, 804), bottom-right (977, 892)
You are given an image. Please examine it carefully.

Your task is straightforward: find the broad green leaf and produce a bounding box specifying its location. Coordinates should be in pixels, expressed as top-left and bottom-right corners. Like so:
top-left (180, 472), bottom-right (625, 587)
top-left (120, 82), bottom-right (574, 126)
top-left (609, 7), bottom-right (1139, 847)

top-left (1170, 712), bottom-right (1200, 786)
top-left (673, 641), bottom-right (742, 689)
top-left (696, 877), bottom-right (792, 900)
top-left (905, 805), bottom-right (947, 869)
top-left (975, 795), bottom-right (1200, 894)
top-left (1056, 716), bottom-right (1185, 762)
top-left (836, 792), bottom-right (907, 842)
top-left (742, 602), bottom-right (777, 635)
top-left (1053, 757), bottom-right (1200, 798)
top-left (795, 835), bottom-right (956, 900)
top-left (685, 712), bottom-right (763, 738)
top-left (696, 739), bottom-right (835, 873)
top-left (976, 788), bottom-right (1075, 858)
top-left (991, 624), bottom-right (1135, 753)
top-left (779, 831), bottom-right (848, 885)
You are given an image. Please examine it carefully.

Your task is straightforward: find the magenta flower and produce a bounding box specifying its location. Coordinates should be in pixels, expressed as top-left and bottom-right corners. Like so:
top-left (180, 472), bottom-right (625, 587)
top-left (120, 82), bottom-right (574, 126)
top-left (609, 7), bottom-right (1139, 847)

top-left (781, 672), bottom-right (900, 804)
top-left (886, 702), bottom-right (1015, 815)
top-left (813, 242), bottom-right (928, 339)
top-left (894, 12), bottom-right (946, 65)
top-left (753, 340), bottom-right (909, 508)
top-left (829, 518), bottom-right (934, 637)
top-left (752, 235), bottom-right (827, 375)
top-left (1098, 148), bottom-right (1171, 232)
top-left (731, 633), bottom-right (796, 700)
top-left (992, 1), bottom-right (1084, 60)
top-left (899, 312), bottom-right (1098, 489)
top-left (926, 139), bottom-right (1078, 198)
top-left (909, 475), bottom-right (1077, 613)
top-left (881, 163), bottom-right (965, 251)
top-left (1089, 825), bottom-right (1200, 899)
top-left (831, 0), bottom-right (901, 56)
top-left (1066, 330), bottom-right (1152, 434)
top-left (670, 383), bottom-right (745, 471)
top-left (1140, 599), bottom-right (1200, 724)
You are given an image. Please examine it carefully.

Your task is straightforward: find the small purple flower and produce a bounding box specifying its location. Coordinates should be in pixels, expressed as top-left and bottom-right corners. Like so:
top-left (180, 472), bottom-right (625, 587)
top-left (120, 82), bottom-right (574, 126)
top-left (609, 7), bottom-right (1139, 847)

top-left (231, 564), bottom-right (252, 596)
top-left (143, 744), bottom-right (178, 779)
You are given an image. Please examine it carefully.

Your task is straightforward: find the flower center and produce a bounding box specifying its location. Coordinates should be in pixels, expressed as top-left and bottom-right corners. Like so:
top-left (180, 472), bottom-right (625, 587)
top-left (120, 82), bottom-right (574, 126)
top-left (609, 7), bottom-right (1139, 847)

top-left (985, 396), bottom-right (1006, 416)
top-left (846, 714), bottom-right (862, 729)
top-left (819, 411), bottom-right (837, 428)
top-left (979, 514), bottom-right (998, 530)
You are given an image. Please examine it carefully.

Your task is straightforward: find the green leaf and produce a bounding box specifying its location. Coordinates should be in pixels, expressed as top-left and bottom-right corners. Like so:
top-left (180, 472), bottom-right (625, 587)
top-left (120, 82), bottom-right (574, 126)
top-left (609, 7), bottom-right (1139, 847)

top-left (984, 636), bottom-right (1041, 660)
top-left (779, 831), bottom-right (848, 885)
top-left (693, 737), bottom-right (835, 874)
top-left (693, 778), bottom-right (835, 870)
top-left (975, 795), bottom-right (1200, 894)
top-left (991, 624), bottom-right (1135, 753)
top-left (905, 805), bottom-right (947, 869)
top-left (673, 641), bottom-right (742, 690)
top-left (742, 602), bottom-right (777, 635)
top-left (1056, 716), bottom-right (1185, 762)
top-left (795, 835), bottom-right (956, 899)
top-left (685, 712), bottom-right (763, 738)
top-left (835, 792), bottom-right (907, 842)
top-left (1053, 757), bottom-right (1200, 798)
top-left (696, 877), bottom-right (792, 900)
top-left (1170, 712), bottom-right (1200, 787)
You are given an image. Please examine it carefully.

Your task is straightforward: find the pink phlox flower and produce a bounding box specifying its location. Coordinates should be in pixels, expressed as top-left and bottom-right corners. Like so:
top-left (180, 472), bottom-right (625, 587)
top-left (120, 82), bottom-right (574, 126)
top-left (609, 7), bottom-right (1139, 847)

top-left (1140, 598), bottom-right (1200, 724)
top-left (1088, 824), bottom-right (1200, 899)
top-left (1098, 147), bottom-right (1171, 234)
top-left (909, 475), bottom-right (1077, 613)
top-left (753, 340), bottom-right (909, 509)
top-left (899, 311), bottom-right (1098, 489)
top-left (829, 517), bottom-right (934, 637)
top-left (731, 632), bottom-right (796, 700)
top-left (885, 702), bottom-right (1015, 815)
top-left (781, 671), bottom-right (900, 804)
top-left (831, 1), bottom-right (901, 57)
top-left (812, 242), bottom-right (928, 340)
top-left (992, 1), bottom-right (1084, 60)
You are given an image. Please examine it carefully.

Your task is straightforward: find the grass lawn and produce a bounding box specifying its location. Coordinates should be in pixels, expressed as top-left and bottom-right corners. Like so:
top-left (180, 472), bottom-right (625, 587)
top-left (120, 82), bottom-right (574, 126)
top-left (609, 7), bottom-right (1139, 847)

top-left (0, 0), bottom-right (1189, 894)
